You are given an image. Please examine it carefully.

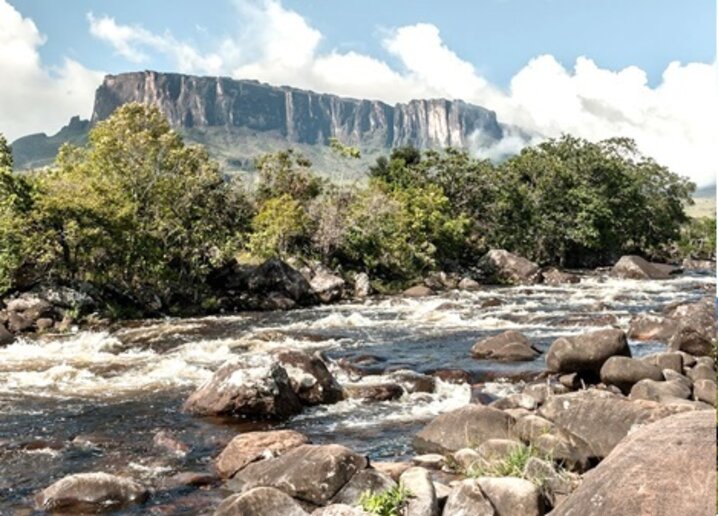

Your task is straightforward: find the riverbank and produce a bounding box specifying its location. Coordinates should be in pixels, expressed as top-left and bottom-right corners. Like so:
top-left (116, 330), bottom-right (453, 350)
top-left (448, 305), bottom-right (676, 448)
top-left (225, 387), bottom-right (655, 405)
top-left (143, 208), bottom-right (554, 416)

top-left (0, 263), bottom-right (714, 513)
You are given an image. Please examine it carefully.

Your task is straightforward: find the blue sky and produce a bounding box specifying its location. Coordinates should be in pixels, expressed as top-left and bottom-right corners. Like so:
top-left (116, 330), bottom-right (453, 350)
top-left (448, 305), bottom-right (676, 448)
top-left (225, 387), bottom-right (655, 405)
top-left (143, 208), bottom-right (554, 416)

top-left (1, 0), bottom-right (716, 185)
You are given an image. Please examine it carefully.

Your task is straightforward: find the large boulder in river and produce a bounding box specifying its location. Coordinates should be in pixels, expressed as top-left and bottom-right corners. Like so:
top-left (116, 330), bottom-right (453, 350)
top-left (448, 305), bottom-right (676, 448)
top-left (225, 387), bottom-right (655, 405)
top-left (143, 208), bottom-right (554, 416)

top-left (551, 410), bottom-right (715, 516)
top-left (227, 444), bottom-right (368, 506)
top-left (541, 267), bottom-right (580, 285)
top-left (215, 487), bottom-right (309, 516)
top-left (413, 405), bottom-right (515, 454)
top-left (471, 330), bottom-right (539, 362)
top-left (182, 354), bottom-right (302, 420)
top-left (247, 259), bottom-right (318, 305)
top-left (35, 472), bottom-right (149, 512)
top-left (478, 249), bottom-right (542, 285)
top-left (538, 390), bottom-right (685, 459)
top-left (215, 430), bottom-right (310, 479)
top-left (667, 297), bottom-right (716, 357)
top-left (599, 356), bottom-right (664, 394)
top-left (610, 255), bottom-right (677, 280)
top-left (310, 270), bottom-right (346, 303)
top-left (272, 349), bottom-right (344, 405)
top-left (546, 328), bottom-right (630, 377)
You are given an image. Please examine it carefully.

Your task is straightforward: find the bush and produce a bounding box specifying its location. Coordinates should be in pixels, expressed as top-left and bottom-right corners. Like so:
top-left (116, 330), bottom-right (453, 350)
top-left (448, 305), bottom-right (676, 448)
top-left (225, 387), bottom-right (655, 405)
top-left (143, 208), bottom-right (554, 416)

top-left (248, 194), bottom-right (310, 259)
top-left (359, 485), bottom-right (411, 516)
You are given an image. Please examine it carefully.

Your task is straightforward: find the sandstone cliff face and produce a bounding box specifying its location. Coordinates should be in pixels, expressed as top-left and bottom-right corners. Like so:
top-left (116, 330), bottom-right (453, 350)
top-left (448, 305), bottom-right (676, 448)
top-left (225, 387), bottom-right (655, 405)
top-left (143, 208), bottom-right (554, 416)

top-left (92, 71), bottom-right (503, 149)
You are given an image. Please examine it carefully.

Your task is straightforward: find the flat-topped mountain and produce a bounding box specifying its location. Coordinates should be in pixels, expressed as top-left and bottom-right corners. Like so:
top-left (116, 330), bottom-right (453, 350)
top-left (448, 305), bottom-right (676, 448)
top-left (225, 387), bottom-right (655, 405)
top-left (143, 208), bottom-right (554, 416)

top-left (12, 71), bottom-right (506, 176)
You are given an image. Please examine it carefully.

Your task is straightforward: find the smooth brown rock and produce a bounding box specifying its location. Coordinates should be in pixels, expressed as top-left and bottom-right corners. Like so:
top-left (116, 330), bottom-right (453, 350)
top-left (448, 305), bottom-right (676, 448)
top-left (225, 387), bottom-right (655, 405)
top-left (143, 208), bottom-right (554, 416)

top-left (215, 430), bottom-right (309, 478)
top-left (215, 487), bottom-right (308, 516)
top-left (331, 469), bottom-right (395, 505)
top-left (403, 285), bottom-right (435, 297)
top-left (413, 405), bottom-right (515, 454)
top-left (443, 479), bottom-right (495, 516)
top-left (692, 379), bottom-right (716, 406)
top-left (599, 356), bottom-right (664, 394)
top-left (35, 472), bottom-right (148, 512)
top-left (343, 382), bottom-right (404, 402)
top-left (629, 378), bottom-right (692, 402)
top-left (471, 331), bottom-right (538, 362)
top-left (640, 351), bottom-right (683, 374)
top-left (476, 477), bottom-right (543, 516)
top-left (541, 268), bottom-right (580, 285)
top-left (227, 444), bottom-right (367, 505)
top-left (182, 354), bottom-right (302, 419)
top-left (399, 467), bottom-right (438, 516)
top-left (272, 349), bottom-right (343, 405)
top-left (538, 390), bottom-right (682, 458)
top-left (479, 249), bottom-right (542, 285)
top-left (610, 255), bottom-right (674, 280)
top-left (550, 411), bottom-right (715, 516)
top-left (546, 329), bottom-right (630, 376)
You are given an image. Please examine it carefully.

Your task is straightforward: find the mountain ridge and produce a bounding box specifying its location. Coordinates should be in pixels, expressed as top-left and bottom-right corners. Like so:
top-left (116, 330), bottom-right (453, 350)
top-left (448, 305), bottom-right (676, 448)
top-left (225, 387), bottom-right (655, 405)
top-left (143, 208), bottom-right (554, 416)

top-left (13, 70), bottom-right (505, 176)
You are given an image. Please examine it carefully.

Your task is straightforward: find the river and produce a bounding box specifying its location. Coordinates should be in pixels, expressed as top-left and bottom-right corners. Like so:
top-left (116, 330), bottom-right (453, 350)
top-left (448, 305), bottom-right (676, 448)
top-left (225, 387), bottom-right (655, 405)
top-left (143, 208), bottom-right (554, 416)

top-left (0, 271), bottom-right (713, 513)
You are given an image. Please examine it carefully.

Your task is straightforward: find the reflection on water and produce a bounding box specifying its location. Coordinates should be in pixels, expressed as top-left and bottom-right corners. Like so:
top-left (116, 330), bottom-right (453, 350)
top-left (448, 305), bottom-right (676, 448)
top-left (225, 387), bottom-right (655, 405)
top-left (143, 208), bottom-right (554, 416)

top-left (0, 271), bottom-right (713, 512)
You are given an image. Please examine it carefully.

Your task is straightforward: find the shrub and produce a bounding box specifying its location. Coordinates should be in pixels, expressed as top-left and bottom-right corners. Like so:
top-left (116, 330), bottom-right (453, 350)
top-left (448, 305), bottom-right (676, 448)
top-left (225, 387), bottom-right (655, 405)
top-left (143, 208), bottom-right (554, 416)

top-left (359, 484), bottom-right (411, 516)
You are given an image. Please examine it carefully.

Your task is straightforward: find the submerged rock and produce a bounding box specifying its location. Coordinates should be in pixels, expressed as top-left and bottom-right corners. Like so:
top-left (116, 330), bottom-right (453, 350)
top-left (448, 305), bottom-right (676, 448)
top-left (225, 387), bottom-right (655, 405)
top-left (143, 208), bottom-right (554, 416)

top-left (182, 354), bottom-right (302, 420)
top-left (471, 330), bottom-right (539, 362)
top-left (610, 255), bottom-right (678, 280)
top-left (35, 472), bottom-right (148, 512)
top-left (551, 410), bottom-right (715, 516)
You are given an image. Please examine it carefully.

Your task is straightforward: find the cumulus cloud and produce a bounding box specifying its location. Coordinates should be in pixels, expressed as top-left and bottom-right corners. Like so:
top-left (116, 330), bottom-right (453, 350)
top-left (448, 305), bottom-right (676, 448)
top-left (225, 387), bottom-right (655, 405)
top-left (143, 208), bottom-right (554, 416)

top-left (0, 0), bottom-right (104, 142)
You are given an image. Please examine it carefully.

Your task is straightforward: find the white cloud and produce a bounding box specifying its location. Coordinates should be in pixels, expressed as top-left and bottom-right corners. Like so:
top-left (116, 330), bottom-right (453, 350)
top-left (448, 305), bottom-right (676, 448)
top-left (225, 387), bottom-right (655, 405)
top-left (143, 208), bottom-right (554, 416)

top-left (0, 0), bottom-right (104, 142)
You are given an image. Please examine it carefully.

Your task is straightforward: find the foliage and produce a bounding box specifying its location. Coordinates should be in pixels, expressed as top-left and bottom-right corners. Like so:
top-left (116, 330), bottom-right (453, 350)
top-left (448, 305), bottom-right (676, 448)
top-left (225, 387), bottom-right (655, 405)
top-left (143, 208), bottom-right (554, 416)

top-left (467, 444), bottom-right (545, 479)
top-left (0, 136), bottom-right (37, 294)
top-left (1, 104), bottom-right (250, 309)
top-left (676, 217), bottom-right (716, 260)
top-left (359, 485), bottom-right (411, 516)
top-left (339, 181), bottom-right (468, 278)
top-left (255, 150), bottom-right (323, 203)
top-left (248, 194), bottom-right (310, 259)
top-left (328, 137), bottom-right (361, 159)
top-left (368, 137), bottom-right (695, 267)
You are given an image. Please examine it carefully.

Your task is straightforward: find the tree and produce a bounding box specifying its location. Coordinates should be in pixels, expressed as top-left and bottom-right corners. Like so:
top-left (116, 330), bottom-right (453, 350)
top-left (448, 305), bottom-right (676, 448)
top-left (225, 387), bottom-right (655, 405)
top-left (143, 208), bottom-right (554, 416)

top-left (255, 150), bottom-right (323, 203)
top-left (33, 103), bottom-right (249, 308)
top-left (0, 135), bottom-right (38, 294)
top-left (248, 194), bottom-right (310, 259)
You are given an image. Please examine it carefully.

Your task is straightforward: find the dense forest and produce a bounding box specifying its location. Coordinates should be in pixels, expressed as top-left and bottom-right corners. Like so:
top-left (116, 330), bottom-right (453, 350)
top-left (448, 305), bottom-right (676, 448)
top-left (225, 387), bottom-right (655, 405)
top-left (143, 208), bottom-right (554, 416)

top-left (1, 103), bottom-right (713, 315)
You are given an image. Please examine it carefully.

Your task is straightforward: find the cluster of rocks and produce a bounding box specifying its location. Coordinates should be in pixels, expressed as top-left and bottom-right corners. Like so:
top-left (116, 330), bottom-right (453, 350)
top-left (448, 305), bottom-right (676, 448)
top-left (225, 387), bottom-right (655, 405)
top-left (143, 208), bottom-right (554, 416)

top-left (25, 251), bottom-right (716, 514)
top-left (0, 286), bottom-right (97, 345)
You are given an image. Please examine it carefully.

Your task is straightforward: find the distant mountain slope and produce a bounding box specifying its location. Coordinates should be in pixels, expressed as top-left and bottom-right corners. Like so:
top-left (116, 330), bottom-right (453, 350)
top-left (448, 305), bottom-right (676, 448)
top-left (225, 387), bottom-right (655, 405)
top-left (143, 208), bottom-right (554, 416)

top-left (11, 71), bottom-right (507, 178)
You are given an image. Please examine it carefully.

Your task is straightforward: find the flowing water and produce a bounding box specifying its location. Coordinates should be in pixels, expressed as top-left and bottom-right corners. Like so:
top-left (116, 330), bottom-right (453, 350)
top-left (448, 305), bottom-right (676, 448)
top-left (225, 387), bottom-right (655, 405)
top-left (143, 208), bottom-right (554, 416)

top-left (0, 272), bottom-right (713, 513)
